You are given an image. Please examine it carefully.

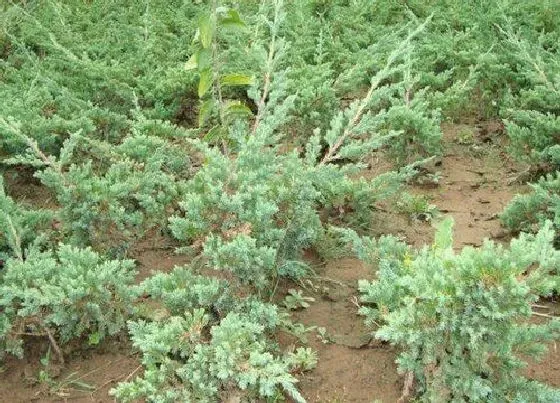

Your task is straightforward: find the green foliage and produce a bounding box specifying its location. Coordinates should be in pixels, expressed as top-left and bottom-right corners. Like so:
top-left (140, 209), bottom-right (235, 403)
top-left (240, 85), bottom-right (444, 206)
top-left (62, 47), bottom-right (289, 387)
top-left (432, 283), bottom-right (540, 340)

top-left (168, 116), bottom-right (414, 289)
top-left (496, 6), bottom-right (560, 243)
top-left (138, 266), bottom-right (231, 317)
top-left (112, 267), bottom-right (306, 403)
top-left (283, 289), bottom-right (315, 311)
top-left (4, 0), bottom-right (560, 399)
top-left (283, 5), bottom-right (443, 165)
top-left (169, 128), bottom-right (319, 290)
top-left (169, 1), bottom-right (423, 291)
top-left (498, 25), bottom-right (559, 241)
top-left (346, 218), bottom-right (560, 402)
top-left (501, 173), bottom-right (560, 239)
top-left (0, 0), bottom-right (201, 154)
top-left (286, 347), bottom-right (318, 372)
top-left (186, 3), bottom-right (253, 129)
top-left (279, 0), bottom-right (496, 125)
top-left (0, 177), bottom-right (52, 261)
top-left (500, 26), bottom-right (560, 168)
top-left (0, 244), bottom-right (136, 359)
top-left (396, 192), bottom-right (439, 221)
top-left (4, 125), bottom-right (187, 254)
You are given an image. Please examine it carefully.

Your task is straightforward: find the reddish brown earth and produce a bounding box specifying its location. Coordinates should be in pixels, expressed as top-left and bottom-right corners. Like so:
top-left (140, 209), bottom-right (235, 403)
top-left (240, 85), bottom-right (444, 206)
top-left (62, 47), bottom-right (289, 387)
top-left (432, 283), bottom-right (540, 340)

top-left (0, 339), bottom-right (140, 403)
top-left (286, 257), bottom-right (402, 403)
top-left (1, 123), bottom-right (559, 402)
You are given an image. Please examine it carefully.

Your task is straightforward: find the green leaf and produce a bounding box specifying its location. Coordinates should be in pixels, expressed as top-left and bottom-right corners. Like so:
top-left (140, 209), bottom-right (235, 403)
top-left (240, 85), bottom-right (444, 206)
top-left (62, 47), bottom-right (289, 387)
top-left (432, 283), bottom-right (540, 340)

top-left (88, 332), bottom-right (101, 345)
top-left (199, 98), bottom-right (215, 127)
top-left (224, 101), bottom-right (253, 119)
top-left (198, 14), bottom-right (214, 49)
top-left (40, 349), bottom-right (51, 366)
top-left (184, 52), bottom-right (198, 70)
top-left (192, 28), bottom-right (200, 44)
top-left (204, 125), bottom-right (225, 142)
top-left (220, 73), bottom-right (253, 87)
top-left (197, 48), bottom-right (212, 71)
top-left (198, 69), bottom-right (213, 98)
top-left (433, 217), bottom-right (454, 251)
top-left (220, 9), bottom-right (246, 30)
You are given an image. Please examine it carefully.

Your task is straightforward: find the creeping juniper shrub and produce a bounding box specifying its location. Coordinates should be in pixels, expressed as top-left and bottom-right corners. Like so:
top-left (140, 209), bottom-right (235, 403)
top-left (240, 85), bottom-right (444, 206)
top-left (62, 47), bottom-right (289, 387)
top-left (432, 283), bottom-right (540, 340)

top-left (112, 267), bottom-right (307, 403)
top-left (501, 172), bottom-right (560, 243)
top-left (344, 219), bottom-right (560, 402)
top-left (0, 245), bottom-right (136, 360)
top-left (499, 20), bottom-right (560, 241)
top-left (0, 0), bottom-right (201, 154)
top-left (0, 177), bottom-right (53, 262)
top-left (3, 124), bottom-right (188, 255)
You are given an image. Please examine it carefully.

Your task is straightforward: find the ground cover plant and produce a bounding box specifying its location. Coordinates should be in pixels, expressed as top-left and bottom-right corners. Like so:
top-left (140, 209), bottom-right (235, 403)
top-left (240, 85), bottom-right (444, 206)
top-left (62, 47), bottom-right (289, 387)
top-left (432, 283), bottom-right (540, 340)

top-left (1, 0), bottom-right (559, 402)
top-left (0, 244), bottom-right (136, 363)
top-left (345, 219), bottom-right (560, 402)
top-left (112, 268), bottom-right (309, 402)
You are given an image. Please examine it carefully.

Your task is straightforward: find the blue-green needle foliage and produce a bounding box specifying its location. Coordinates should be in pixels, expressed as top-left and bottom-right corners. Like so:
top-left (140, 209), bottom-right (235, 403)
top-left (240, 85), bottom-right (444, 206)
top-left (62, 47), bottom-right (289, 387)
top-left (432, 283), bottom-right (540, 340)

top-left (499, 24), bottom-right (560, 169)
top-left (0, 177), bottom-right (53, 262)
top-left (501, 173), bottom-right (560, 241)
top-left (2, 120), bottom-right (189, 255)
top-left (343, 218), bottom-right (560, 402)
top-left (112, 266), bottom-right (306, 403)
top-left (0, 0), bottom-right (201, 154)
top-left (0, 245), bottom-right (137, 359)
top-left (3, 1), bottom-right (560, 399)
top-left (499, 23), bottom-right (560, 242)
